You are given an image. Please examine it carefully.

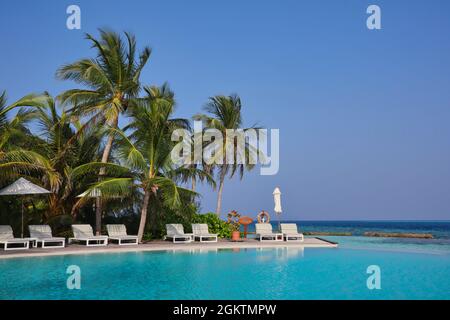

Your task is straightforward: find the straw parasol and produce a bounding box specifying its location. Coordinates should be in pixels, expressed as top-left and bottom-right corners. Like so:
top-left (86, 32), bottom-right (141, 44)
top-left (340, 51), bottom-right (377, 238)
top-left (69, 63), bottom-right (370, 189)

top-left (0, 178), bottom-right (51, 237)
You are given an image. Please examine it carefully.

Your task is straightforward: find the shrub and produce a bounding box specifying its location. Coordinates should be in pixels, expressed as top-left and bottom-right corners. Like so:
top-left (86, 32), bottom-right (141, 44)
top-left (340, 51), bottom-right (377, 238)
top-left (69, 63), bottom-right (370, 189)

top-left (226, 210), bottom-right (241, 232)
top-left (192, 213), bottom-right (232, 238)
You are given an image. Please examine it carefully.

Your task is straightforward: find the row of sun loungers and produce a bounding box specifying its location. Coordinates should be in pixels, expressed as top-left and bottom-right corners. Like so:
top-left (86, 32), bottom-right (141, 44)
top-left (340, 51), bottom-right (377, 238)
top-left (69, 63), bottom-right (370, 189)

top-left (68, 224), bottom-right (140, 246)
top-left (0, 224), bottom-right (136, 250)
top-left (1, 222), bottom-right (303, 251)
top-left (165, 224), bottom-right (218, 243)
top-left (165, 223), bottom-right (304, 243)
top-left (256, 223), bottom-right (304, 242)
top-left (0, 223), bottom-right (218, 250)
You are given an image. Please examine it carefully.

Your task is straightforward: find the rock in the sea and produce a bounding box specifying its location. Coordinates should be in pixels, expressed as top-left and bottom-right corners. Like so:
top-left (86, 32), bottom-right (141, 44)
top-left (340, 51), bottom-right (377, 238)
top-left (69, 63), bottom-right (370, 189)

top-left (303, 232), bottom-right (352, 236)
top-left (363, 232), bottom-right (433, 239)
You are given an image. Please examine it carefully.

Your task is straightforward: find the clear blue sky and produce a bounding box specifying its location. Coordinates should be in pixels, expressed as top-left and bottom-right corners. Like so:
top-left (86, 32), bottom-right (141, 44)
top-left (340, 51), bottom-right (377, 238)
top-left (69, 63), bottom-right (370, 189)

top-left (1, 0), bottom-right (450, 220)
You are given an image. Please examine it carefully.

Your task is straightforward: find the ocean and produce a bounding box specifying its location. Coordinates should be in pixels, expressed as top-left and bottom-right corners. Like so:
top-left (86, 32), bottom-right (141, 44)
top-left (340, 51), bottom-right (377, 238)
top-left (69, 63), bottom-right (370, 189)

top-left (245, 220), bottom-right (450, 255)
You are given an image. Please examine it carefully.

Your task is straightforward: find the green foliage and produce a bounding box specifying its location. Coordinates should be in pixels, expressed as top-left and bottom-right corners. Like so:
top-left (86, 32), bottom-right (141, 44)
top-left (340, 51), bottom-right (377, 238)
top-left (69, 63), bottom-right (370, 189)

top-left (192, 213), bottom-right (232, 238)
top-left (226, 210), bottom-right (241, 231)
top-left (193, 94), bottom-right (260, 216)
top-left (141, 201), bottom-right (199, 240)
top-left (56, 29), bottom-right (152, 124)
top-left (0, 30), bottom-right (257, 240)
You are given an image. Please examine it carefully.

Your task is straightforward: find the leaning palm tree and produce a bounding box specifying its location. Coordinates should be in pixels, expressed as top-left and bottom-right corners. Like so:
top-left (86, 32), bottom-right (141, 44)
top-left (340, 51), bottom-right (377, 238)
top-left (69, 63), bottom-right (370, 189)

top-left (194, 94), bottom-right (258, 217)
top-left (73, 84), bottom-right (214, 242)
top-left (56, 29), bottom-right (151, 234)
top-left (124, 84), bottom-right (214, 240)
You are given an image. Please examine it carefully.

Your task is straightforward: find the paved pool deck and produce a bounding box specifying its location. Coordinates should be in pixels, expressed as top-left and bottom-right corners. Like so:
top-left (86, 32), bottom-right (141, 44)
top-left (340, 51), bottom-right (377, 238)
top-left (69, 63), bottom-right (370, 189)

top-left (0, 237), bottom-right (337, 260)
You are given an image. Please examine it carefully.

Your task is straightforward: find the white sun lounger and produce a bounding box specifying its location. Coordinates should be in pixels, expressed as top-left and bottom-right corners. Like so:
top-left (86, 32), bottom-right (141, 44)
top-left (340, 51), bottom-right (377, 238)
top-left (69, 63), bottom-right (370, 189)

top-left (29, 225), bottom-right (65, 248)
top-left (192, 224), bottom-right (218, 242)
top-left (165, 224), bottom-right (193, 243)
top-left (0, 225), bottom-right (30, 251)
top-left (255, 223), bottom-right (283, 242)
top-left (280, 223), bottom-right (304, 242)
top-left (106, 224), bottom-right (138, 245)
top-left (69, 224), bottom-right (108, 246)
top-left (0, 226), bottom-right (30, 251)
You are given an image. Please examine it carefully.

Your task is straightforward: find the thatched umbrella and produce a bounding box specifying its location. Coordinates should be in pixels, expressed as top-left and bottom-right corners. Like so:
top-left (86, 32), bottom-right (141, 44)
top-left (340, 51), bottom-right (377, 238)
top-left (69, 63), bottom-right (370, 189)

top-left (0, 178), bottom-right (51, 237)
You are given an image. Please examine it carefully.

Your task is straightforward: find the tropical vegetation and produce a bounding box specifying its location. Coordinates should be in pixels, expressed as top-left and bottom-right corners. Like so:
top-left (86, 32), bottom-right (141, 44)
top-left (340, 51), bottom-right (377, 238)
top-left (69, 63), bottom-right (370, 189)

top-left (0, 29), bottom-right (257, 241)
top-left (194, 95), bottom-right (258, 216)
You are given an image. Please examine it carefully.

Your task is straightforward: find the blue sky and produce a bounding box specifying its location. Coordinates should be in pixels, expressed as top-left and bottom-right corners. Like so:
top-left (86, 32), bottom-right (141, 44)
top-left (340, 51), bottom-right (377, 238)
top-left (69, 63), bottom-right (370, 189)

top-left (1, 0), bottom-right (450, 220)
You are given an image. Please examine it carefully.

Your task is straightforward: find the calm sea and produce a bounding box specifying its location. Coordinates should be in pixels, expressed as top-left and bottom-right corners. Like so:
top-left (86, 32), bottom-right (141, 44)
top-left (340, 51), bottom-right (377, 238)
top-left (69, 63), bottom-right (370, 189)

top-left (288, 220), bottom-right (450, 238)
top-left (246, 220), bottom-right (450, 237)
top-left (245, 220), bottom-right (450, 254)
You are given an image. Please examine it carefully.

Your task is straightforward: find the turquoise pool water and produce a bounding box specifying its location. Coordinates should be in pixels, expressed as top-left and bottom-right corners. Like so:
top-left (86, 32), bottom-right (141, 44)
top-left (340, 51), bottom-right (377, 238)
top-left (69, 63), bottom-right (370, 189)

top-left (1, 246), bottom-right (450, 300)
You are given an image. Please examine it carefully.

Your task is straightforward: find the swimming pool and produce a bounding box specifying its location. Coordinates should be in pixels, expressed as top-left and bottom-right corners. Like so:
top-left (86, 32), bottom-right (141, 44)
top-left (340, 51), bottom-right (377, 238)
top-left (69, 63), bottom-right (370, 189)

top-left (1, 247), bottom-right (449, 300)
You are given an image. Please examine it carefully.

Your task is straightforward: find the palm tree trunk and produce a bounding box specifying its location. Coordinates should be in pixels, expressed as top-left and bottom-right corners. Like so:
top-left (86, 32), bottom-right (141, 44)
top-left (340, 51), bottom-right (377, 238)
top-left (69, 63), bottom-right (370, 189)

top-left (191, 176), bottom-right (196, 192)
top-left (137, 190), bottom-right (151, 243)
top-left (215, 170), bottom-right (226, 217)
top-left (95, 116), bottom-right (118, 235)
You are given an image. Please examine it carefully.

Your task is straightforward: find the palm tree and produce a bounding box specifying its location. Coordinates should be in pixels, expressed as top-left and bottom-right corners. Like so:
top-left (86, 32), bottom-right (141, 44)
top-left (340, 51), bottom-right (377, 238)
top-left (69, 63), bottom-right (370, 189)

top-left (31, 93), bottom-right (104, 218)
top-left (1, 92), bottom-right (103, 221)
top-left (124, 84), bottom-right (214, 240)
top-left (56, 29), bottom-right (151, 234)
top-left (195, 94), bottom-right (258, 217)
top-left (0, 91), bottom-right (10, 133)
top-left (0, 91), bottom-right (57, 185)
top-left (0, 90), bottom-right (45, 148)
top-left (73, 84), bottom-right (214, 242)
top-left (180, 129), bottom-right (214, 194)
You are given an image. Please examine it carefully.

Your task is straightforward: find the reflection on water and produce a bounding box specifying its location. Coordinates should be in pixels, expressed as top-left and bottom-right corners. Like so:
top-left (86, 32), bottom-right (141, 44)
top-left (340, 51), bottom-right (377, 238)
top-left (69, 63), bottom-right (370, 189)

top-left (169, 248), bottom-right (219, 254)
top-left (165, 246), bottom-right (309, 261)
top-left (256, 247), bottom-right (304, 262)
top-left (169, 246), bottom-right (306, 260)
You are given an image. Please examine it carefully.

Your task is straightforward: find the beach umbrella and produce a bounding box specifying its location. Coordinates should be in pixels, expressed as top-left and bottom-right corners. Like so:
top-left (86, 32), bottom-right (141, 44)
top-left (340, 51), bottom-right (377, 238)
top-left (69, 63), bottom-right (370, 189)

top-left (273, 187), bottom-right (282, 230)
top-left (76, 188), bottom-right (122, 216)
top-left (77, 188), bottom-right (102, 198)
top-left (77, 188), bottom-right (123, 200)
top-left (0, 178), bottom-right (51, 237)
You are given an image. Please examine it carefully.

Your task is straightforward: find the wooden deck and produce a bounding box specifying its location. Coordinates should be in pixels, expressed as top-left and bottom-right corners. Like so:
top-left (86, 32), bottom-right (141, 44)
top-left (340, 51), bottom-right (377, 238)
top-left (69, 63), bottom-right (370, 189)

top-left (0, 237), bottom-right (337, 260)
